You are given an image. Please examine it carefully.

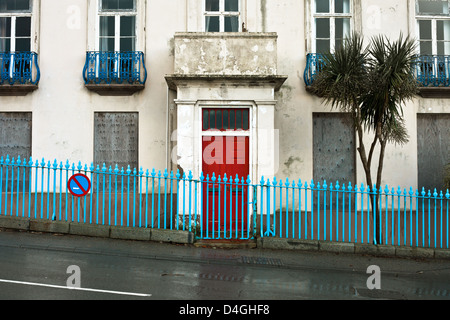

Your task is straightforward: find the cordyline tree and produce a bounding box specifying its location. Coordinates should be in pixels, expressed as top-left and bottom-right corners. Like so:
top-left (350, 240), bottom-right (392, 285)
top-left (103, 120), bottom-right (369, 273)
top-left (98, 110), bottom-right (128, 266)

top-left (310, 32), bottom-right (418, 244)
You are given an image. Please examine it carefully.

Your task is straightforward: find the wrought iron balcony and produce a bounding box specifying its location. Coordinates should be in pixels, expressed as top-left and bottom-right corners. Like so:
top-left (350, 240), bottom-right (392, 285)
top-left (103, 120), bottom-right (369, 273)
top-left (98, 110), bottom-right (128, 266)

top-left (304, 53), bottom-right (325, 87)
top-left (0, 52), bottom-right (40, 95)
top-left (305, 53), bottom-right (450, 97)
top-left (83, 51), bottom-right (147, 95)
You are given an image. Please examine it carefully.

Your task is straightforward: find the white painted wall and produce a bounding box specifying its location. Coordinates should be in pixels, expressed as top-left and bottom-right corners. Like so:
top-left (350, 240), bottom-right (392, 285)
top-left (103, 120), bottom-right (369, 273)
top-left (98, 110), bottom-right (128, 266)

top-left (0, 0), bottom-right (449, 193)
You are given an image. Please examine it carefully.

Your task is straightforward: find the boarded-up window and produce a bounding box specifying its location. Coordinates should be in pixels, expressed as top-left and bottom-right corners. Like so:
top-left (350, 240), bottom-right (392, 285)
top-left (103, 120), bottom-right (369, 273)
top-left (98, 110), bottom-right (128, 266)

top-left (0, 112), bottom-right (32, 192)
top-left (94, 112), bottom-right (138, 190)
top-left (417, 114), bottom-right (450, 191)
top-left (313, 113), bottom-right (355, 186)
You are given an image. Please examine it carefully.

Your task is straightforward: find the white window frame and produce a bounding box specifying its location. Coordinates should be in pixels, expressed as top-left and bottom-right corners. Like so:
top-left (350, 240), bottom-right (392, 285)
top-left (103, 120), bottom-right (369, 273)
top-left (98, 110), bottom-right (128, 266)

top-left (415, 0), bottom-right (450, 55)
top-left (87, 0), bottom-right (145, 53)
top-left (310, 0), bottom-right (353, 53)
top-left (0, 0), bottom-right (37, 52)
top-left (203, 0), bottom-right (241, 32)
top-left (96, 0), bottom-right (137, 52)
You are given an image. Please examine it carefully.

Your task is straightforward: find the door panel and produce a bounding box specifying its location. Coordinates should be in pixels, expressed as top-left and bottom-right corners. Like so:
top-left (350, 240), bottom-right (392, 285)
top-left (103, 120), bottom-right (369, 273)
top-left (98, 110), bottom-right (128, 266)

top-left (201, 135), bottom-right (249, 238)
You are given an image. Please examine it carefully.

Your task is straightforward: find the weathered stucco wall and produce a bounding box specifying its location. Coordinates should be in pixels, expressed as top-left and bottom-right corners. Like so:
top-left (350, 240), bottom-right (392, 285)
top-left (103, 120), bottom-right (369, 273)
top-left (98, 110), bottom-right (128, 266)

top-left (173, 32), bottom-right (278, 76)
top-left (0, 0), bottom-right (449, 193)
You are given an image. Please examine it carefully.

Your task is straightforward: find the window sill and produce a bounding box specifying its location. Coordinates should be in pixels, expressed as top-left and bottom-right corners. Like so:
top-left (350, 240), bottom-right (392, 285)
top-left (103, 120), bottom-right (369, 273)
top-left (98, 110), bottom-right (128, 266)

top-left (85, 83), bottom-right (145, 96)
top-left (418, 87), bottom-right (450, 98)
top-left (0, 84), bottom-right (38, 96)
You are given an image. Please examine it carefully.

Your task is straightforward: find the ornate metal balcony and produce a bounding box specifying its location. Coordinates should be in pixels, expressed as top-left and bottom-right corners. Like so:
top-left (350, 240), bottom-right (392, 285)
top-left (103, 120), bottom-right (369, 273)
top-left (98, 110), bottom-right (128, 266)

top-left (305, 53), bottom-right (450, 97)
top-left (0, 52), bottom-right (40, 95)
top-left (304, 53), bottom-right (325, 87)
top-left (83, 51), bottom-right (147, 95)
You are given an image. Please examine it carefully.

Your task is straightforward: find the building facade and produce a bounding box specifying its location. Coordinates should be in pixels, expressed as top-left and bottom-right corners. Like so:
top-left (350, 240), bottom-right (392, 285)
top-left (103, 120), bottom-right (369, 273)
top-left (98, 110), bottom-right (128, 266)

top-left (0, 0), bottom-right (449, 194)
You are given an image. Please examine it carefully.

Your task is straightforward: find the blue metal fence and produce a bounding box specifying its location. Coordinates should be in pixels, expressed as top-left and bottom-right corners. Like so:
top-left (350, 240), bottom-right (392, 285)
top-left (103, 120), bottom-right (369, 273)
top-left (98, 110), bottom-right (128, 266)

top-left (83, 51), bottom-right (147, 85)
top-left (0, 154), bottom-right (449, 249)
top-left (0, 52), bottom-right (40, 85)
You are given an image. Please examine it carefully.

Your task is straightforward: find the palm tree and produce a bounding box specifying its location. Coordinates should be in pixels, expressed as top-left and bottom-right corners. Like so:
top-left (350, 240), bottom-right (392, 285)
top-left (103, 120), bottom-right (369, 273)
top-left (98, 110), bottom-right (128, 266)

top-left (310, 32), bottom-right (418, 244)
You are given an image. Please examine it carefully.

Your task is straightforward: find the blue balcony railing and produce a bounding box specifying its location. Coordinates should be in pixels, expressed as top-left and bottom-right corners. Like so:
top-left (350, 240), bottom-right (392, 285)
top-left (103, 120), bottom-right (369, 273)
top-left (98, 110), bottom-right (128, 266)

top-left (83, 51), bottom-right (147, 85)
top-left (304, 53), bottom-right (325, 86)
top-left (0, 52), bottom-right (40, 85)
top-left (414, 55), bottom-right (450, 87)
top-left (305, 53), bottom-right (450, 88)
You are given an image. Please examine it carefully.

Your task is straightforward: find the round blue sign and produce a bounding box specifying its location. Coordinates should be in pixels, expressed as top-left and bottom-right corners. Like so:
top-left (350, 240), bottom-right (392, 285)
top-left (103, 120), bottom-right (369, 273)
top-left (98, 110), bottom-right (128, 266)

top-left (68, 173), bottom-right (91, 197)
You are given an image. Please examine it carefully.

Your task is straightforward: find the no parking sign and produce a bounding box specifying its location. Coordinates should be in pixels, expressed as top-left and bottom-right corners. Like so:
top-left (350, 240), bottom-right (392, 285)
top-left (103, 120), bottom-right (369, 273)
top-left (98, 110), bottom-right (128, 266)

top-left (67, 173), bottom-right (91, 197)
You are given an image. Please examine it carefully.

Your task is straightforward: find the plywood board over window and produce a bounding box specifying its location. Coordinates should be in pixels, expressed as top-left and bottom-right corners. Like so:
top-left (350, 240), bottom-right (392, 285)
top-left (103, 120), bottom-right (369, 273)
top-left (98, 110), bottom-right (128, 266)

top-left (94, 112), bottom-right (138, 190)
top-left (417, 113), bottom-right (450, 192)
top-left (0, 112), bottom-right (32, 191)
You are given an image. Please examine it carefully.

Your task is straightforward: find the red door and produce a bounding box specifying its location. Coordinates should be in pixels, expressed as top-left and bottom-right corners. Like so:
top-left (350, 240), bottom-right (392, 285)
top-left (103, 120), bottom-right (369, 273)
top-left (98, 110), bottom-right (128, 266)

top-left (201, 108), bottom-right (250, 239)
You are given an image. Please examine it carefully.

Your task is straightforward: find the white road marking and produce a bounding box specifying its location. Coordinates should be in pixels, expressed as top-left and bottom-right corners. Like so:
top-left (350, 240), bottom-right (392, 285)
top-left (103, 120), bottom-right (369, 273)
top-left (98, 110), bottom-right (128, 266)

top-left (0, 278), bottom-right (152, 297)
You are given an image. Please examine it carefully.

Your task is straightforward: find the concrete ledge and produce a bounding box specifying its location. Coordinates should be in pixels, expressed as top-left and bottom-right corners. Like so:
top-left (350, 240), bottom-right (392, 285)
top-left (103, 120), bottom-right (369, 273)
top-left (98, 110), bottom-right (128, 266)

top-left (319, 241), bottom-right (355, 254)
top-left (30, 219), bottom-right (70, 234)
top-left (435, 249), bottom-right (450, 260)
top-left (396, 246), bottom-right (435, 259)
top-left (259, 237), bottom-right (319, 251)
top-left (110, 226), bottom-right (151, 241)
top-left (0, 215), bottom-right (29, 230)
top-left (69, 222), bottom-right (111, 238)
top-left (151, 228), bottom-right (194, 244)
top-left (355, 243), bottom-right (396, 257)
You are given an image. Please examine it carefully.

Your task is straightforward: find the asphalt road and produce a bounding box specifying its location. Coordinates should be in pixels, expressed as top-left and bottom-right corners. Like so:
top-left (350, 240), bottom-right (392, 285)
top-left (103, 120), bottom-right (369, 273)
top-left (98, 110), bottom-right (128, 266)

top-left (0, 228), bottom-right (449, 306)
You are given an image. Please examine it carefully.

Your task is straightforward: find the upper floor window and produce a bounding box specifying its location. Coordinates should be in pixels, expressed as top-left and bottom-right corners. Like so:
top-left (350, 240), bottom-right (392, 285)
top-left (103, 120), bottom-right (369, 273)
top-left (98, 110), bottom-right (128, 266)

top-left (98, 0), bottom-right (136, 52)
top-left (0, 0), bottom-right (32, 52)
top-left (416, 0), bottom-right (450, 55)
top-left (204, 0), bottom-right (240, 32)
top-left (312, 0), bottom-right (352, 53)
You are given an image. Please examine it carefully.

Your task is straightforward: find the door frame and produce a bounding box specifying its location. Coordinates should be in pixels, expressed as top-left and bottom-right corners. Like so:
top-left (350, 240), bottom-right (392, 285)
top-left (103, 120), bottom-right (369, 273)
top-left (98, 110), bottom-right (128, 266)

top-left (196, 101), bottom-right (256, 238)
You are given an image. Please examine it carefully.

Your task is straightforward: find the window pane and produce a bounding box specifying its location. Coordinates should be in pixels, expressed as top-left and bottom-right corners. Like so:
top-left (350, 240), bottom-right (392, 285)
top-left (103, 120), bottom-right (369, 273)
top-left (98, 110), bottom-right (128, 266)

top-left (316, 18), bottom-right (330, 38)
top-left (15, 17), bottom-right (31, 37)
top-left (205, 0), bottom-right (219, 11)
top-left (419, 20), bottom-right (432, 40)
top-left (417, 0), bottom-right (448, 15)
top-left (0, 38), bottom-right (10, 51)
top-left (335, 0), bottom-right (350, 13)
top-left (243, 110), bottom-right (249, 130)
top-left (420, 41), bottom-right (433, 55)
top-left (101, 0), bottom-right (118, 10)
top-left (335, 18), bottom-right (350, 40)
top-left (316, 39), bottom-right (330, 53)
top-left (101, 0), bottom-right (134, 11)
top-left (0, 17), bottom-right (11, 38)
top-left (0, 0), bottom-right (30, 12)
top-left (205, 16), bottom-right (220, 32)
top-left (209, 110), bottom-right (216, 129)
top-left (15, 37), bottom-right (29, 51)
top-left (120, 16), bottom-right (135, 37)
top-left (236, 110), bottom-right (242, 129)
top-left (216, 110), bottom-right (222, 130)
top-left (203, 110), bottom-right (208, 130)
top-left (437, 41), bottom-right (450, 55)
top-left (223, 110), bottom-right (229, 129)
top-left (118, 0), bottom-right (134, 10)
top-left (229, 110), bottom-right (235, 129)
top-left (225, 16), bottom-right (239, 32)
top-left (120, 37), bottom-right (135, 51)
top-left (315, 0), bottom-right (330, 13)
top-left (100, 16), bottom-right (115, 37)
top-left (100, 37), bottom-right (115, 51)
top-left (437, 20), bottom-right (450, 41)
top-left (225, 0), bottom-right (239, 12)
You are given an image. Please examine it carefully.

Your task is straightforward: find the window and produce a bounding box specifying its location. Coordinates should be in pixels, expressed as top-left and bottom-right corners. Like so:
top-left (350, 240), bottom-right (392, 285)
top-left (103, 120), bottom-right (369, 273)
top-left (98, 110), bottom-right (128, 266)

top-left (416, 0), bottom-right (450, 55)
top-left (98, 0), bottom-right (136, 52)
top-left (0, 0), bottom-right (32, 52)
top-left (312, 0), bottom-right (352, 53)
top-left (204, 0), bottom-right (240, 32)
